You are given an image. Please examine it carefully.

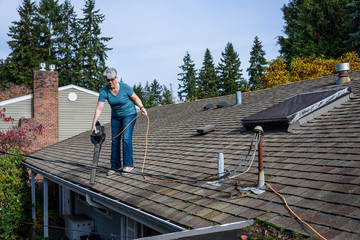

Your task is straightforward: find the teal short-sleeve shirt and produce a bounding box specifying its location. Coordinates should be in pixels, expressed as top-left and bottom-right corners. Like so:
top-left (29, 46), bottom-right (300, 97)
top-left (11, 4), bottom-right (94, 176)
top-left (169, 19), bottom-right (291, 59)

top-left (98, 82), bottom-right (136, 117)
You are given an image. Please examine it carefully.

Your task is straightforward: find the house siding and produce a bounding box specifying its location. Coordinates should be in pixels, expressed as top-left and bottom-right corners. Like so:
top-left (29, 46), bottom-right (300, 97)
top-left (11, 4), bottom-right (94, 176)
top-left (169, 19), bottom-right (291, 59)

top-left (0, 96), bottom-right (33, 131)
top-left (59, 87), bottom-right (111, 141)
top-left (0, 85), bottom-right (112, 142)
top-left (74, 196), bottom-right (125, 239)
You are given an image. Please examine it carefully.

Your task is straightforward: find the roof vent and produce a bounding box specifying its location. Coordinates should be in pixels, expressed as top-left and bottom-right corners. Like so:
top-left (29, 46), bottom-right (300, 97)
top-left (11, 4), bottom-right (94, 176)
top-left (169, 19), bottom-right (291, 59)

top-left (217, 101), bottom-right (227, 108)
top-left (335, 63), bottom-right (350, 84)
top-left (204, 103), bottom-right (213, 110)
top-left (235, 91), bottom-right (242, 105)
top-left (197, 125), bottom-right (216, 134)
top-left (241, 87), bottom-right (352, 132)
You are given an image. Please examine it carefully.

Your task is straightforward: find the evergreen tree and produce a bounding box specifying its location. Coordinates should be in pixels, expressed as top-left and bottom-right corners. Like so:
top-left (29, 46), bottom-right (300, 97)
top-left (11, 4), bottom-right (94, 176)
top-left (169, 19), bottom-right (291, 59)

top-left (36, 0), bottom-right (62, 64)
top-left (247, 36), bottom-right (267, 90)
top-left (343, 0), bottom-right (360, 54)
top-left (7, 0), bottom-right (40, 86)
top-left (217, 42), bottom-right (245, 95)
top-left (143, 81), bottom-right (151, 107)
top-left (0, 59), bottom-right (12, 88)
top-left (56, 0), bottom-right (81, 86)
top-left (161, 84), bottom-right (174, 105)
top-left (149, 79), bottom-right (162, 106)
top-left (77, 0), bottom-right (112, 91)
top-left (177, 51), bottom-right (197, 101)
top-left (278, 0), bottom-right (352, 64)
top-left (198, 48), bottom-right (219, 99)
top-left (133, 83), bottom-right (146, 105)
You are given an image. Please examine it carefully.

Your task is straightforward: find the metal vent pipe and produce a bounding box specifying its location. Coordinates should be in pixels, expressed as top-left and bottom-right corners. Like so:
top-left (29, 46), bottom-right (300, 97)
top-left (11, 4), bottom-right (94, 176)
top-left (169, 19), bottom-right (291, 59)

top-left (218, 153), bottom-right (224, 179)
top-left (254, 126), bottom-right (265, 189)
top-left (235, 91), bottom-right (242, 105)
top-left (336, 63), bottom-right (350, 84)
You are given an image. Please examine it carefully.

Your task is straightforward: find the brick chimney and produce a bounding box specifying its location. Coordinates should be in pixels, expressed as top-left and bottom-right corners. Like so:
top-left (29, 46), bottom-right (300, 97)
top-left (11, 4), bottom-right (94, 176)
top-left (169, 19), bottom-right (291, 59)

top-left (33, 70), bottom-right (59, 145)
top-left (19, 69), bottom-right (59, 152)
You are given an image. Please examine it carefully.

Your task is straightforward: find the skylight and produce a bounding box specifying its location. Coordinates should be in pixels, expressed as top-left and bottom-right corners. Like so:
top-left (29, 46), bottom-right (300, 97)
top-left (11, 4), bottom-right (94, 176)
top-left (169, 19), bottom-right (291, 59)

top-left (242, 87), bottom-right (352, 132)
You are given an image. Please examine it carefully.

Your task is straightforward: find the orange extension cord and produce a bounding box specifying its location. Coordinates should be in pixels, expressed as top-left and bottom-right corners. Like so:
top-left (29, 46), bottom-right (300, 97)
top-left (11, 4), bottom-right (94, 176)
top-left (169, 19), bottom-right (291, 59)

top-left (112, 114), bottom-right (327, 240)
top-left (234, 178), bottom-right (327, 240)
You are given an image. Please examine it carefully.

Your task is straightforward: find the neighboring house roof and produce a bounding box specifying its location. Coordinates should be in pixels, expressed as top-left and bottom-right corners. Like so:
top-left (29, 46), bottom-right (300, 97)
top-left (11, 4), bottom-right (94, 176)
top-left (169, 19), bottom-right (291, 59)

top-left (25, 71), bottom-right (360, 239)
top-left (0, 84), bottom-right (99, 107)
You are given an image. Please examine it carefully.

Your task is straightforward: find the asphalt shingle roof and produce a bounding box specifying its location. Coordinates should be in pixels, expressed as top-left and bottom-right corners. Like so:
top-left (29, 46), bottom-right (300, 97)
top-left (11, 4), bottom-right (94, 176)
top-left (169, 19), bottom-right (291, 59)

top-left (27, 71), bottom-right (360, 239)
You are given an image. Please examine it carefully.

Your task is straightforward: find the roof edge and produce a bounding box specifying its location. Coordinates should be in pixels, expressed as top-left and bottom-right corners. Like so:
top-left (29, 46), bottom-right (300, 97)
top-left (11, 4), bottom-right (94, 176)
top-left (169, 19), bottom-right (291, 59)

top-left (0, 84), bottom-right (99, 106)
top-left (23, 162), bottom-right (184, 233)
top-left (58, 84), bottom-right (99, 96)
top-left (0, 93), bottom-right (33, 106)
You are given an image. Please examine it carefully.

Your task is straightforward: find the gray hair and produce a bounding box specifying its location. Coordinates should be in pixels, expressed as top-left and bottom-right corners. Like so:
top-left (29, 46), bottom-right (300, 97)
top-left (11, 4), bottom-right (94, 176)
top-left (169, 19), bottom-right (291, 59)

top-left (103, 67), bottom-right (117, 79)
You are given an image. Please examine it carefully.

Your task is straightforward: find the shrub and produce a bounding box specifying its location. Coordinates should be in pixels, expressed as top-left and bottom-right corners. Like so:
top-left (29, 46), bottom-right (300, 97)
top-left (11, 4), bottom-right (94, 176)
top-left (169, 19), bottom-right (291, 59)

top-left (0, 108), bottom-right (43, 154)
top-left (0, 148), bottom-right (32, 239)
top-left (0, 84), bottom-right (32, 102)
top-left (258, 51), bottom-right (360, 89)
top-left (258, 57), bottom-right (290, 89)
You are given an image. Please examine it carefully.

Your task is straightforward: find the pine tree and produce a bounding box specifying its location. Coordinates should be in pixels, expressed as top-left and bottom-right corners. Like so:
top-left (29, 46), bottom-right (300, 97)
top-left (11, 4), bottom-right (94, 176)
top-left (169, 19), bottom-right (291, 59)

top-left (0, 59), bottom-right (12, 88)
top-left (133, 83), bottom-right (146, 105)
top-left (161, 84), bottom-right (174, 105)
top-left (217, 42), bottom-right (245, 95)
top-left (247, 36), bottom-right (267, 90)
top-left (36, 0), bottom-right (62, 64)
top-left (177, 52), bottom-right (197, 101)
top-left (278, 0), bottom-right (352, 65)
top-left (56, 0), bottom-right (81, 86)
top-left (7, 0), bottom-right (40, 86)
top-left (343, 0), bottom-right (360, 54)
top-left (198, 48), bottom-right (219, 99)
top-left (143, 81), bottom-right (151, 107)
top-left (149, 79), bottom-right (163, 106)
top-left (77, 0), bottom-right (112, 91)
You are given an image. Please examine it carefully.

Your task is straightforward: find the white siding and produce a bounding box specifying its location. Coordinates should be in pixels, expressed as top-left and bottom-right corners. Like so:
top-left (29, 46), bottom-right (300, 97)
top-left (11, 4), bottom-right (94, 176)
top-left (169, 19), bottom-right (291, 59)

top-left (0, 85), bottom-right (112, 142)
top-left (59, 87), bottom-right (111, 141)
top-left (0, 97), bottom-right (33, 131)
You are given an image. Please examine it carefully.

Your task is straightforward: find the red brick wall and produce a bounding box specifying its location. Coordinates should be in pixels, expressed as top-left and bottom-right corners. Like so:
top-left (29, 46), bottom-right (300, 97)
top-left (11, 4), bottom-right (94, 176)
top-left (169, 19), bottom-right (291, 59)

top-left (19, 71), bottom-right (59, 152)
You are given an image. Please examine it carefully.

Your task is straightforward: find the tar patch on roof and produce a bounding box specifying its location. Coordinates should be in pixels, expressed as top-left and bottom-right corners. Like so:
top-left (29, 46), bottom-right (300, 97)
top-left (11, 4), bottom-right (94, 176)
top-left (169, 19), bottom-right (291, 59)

top-left (242, 87), bottom-right (352, 132)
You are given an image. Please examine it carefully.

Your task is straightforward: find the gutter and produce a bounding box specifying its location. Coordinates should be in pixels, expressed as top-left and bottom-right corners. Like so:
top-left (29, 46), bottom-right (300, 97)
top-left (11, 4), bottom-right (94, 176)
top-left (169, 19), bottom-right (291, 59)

top-left (86, 194), bottom-right (106, 210)
top-left (23, 162), bottom-right (185, 233)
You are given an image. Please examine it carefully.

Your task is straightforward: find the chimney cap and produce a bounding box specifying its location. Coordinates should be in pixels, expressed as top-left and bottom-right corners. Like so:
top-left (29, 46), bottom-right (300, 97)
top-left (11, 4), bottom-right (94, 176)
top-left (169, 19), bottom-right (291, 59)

top-left (335, 63), bottom-right (350, 72)
top-left (49, 64), bottom-right (56, 71)
top-left (39, 62), bottom-right (46, 71)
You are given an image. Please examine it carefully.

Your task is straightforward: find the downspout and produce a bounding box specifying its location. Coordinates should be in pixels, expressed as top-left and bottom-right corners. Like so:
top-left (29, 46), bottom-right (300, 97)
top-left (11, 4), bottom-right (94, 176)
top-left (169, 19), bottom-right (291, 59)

top-left (43, 178), bottom-right (49, 239)
top-left (86, 194), bottom-right (107, 210)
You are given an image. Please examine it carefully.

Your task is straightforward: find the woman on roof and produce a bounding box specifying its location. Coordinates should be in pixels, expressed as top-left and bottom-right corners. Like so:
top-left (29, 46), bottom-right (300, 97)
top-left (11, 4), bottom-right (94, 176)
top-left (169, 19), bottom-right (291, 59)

top-left (91, 67), bottom-right (148, 176)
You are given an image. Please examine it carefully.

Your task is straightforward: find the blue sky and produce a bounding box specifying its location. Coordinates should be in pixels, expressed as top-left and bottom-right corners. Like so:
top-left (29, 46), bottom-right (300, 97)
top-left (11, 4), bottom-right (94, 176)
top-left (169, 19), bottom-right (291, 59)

top-left (0, 0), bottom-right (289, 96)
